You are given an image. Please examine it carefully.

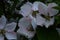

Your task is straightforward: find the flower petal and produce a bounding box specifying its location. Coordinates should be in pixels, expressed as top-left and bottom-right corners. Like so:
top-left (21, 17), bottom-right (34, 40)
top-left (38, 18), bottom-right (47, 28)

top-left (48, 8), bottom-right (59, 16)
top-left (0, 15), bottom-right (7, 29)
top-left (48, 3), bottom-right (58, 8)
top-left (19, 2), bottom-right (32, 17)
top-left (36, 14), bottom-right (45, 26)
top-left (29, 15), bottom-right (37, 30)
top-left (18, 17), bottom-right (31, 28)
top-left (5, 32), bottom-right (17, 39)
top-left (17, 28), bottom-right (35, 38)
top-left (38, 2), bottom-right (47, 14)
top-left (4, 22), bottom-right (17, 32)
top-left (32, 1), bottom-right (40, 11)
top-left (31, 18), bottom-right (37, 30)
top-left (0, 34), bottom-right (4, 40)
top-left (44, 17), bottom-right (54, 28)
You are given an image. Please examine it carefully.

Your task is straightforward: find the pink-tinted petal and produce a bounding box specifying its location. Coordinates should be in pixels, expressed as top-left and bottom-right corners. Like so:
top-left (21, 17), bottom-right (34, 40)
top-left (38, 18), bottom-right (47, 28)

top-left (5, 32), bottom-right (17, 39)
top-left (18, 17), bottom-right (31, 28)
top-left (4, 22), bottom-right (17, 32)
top-left (18, 16), bottom-right (35, 38)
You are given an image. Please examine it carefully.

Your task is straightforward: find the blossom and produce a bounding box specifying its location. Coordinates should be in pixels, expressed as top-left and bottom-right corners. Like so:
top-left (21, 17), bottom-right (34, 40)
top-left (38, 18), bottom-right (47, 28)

top-left (19, 1), bottom-right (40, 16)
top-left (17, 15), bottom-right (36, 39)
top-left (36, 2), bottom-right (59, 28)
top-left (0, 15), bottom-right (17, 40)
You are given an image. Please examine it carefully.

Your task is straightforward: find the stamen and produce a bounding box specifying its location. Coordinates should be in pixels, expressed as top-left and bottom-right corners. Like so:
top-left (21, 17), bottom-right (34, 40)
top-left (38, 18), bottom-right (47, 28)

top-left (41, 14), bottom-right (51, 20)
top-left (0, 29), bottom-right (6, 34)
top-left (32, 11), bottom-right (39, 17)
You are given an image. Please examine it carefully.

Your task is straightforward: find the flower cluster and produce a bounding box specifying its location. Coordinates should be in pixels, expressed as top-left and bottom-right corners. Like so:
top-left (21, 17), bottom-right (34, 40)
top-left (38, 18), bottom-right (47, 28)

top-left (18, 1), bottom-right (59, 39)
top-left (0, 15), bottom-right (17, 40)
top-left (0, 1), bottom-right (59, 40)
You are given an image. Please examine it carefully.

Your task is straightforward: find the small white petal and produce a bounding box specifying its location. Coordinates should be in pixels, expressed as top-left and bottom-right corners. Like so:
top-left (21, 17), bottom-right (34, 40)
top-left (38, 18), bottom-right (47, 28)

top-left (19, 2), bottom-right (32, 17)
top-left (0, 34), bottom-right (4, 40)
top-left (48, 3), bottom-right (58, 8)
top-left (56, 28), bottom-right (60, 35)
top-left (18, 17), bottom-right (31, 28)
top-left (48, 8), bottom-right (59, 16)
top-left (5, 32), bottom-right (17, 39)
top-left (0, 25), bottom-right (4, 29)
top-left (38, 2), bottom-right (47, 14)
top-left (36, 14), bottom-right (45, 26)
top-left (17, 28), bottom-right (35, 38)
top-left (28, 15), bottom-right (37, 30)
top-left (4, 22), bottom-right (16, 32)
top-left (44, 18), bottom-right (54, 28)
top-left (32, 1), bottom-right (40, 11)
top-left (31, 17), bottom-right (37, 30)
top-left (0, 15), bottom-right (7, 29)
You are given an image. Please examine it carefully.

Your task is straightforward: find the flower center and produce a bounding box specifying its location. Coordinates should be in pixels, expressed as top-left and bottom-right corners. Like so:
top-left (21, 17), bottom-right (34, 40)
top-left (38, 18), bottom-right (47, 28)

top-left (32, 11), bottom-right (39, 17)
top-left (0, 29), bottom-right (6, 35)
top-left (41, 13), bottom-right (53, 21)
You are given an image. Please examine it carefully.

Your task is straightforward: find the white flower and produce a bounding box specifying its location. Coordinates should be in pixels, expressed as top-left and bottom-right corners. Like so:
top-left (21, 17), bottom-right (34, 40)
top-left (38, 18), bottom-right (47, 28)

top-left (0, 15), bottom-right (17, 40)
top-left (56, 28), bottom-right (60, 35)
top-left (36, 14), bottom-right (54, 28)
top-left (19, 1), bottom-right (40, 16)
top-left (36, 2), bottom-right (59, 28)
top-left (17, 16), bottom-right (36, 39)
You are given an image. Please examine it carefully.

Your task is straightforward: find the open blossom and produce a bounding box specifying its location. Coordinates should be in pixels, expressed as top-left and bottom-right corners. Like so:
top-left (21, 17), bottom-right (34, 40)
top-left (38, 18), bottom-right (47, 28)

top-left (17, 15), bottom-right (36, 39)
top-left (0, 15), bottom-right (17, 40)
top-left (35, 2), bottom-right (59, 28)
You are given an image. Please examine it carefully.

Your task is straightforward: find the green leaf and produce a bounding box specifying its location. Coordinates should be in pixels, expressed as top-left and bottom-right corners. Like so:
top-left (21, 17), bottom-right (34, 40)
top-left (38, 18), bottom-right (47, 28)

top-left (53, 6), bottom-right (60, 10)
top-left (36, 27), bottom-right (60, 40)
top-left (36, 27), bottom-right (48, 40)
top-left (55, 15), bottom-right (60, 25)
